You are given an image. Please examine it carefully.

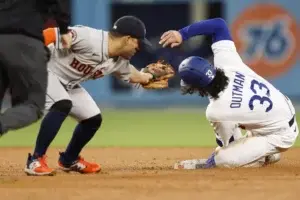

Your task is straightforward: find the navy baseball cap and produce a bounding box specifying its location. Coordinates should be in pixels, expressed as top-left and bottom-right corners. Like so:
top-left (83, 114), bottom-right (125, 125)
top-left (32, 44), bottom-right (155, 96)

top-left (110, 16), bottom-right (152, 49)
top-left (178, 56), bottom-right (216, 88)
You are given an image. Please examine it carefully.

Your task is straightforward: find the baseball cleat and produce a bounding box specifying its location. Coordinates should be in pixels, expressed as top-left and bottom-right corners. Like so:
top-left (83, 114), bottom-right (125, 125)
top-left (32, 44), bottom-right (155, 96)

top-left (58, 152), bottom-right (101, 174)
top-left (174, 159), bottom-right (208, 170)
top-left (264, 153), bottom-right (281, 165)
top-left (243, 153), bottom-right (282, 168)
top-left (24, 153), bottom-right (56, 176)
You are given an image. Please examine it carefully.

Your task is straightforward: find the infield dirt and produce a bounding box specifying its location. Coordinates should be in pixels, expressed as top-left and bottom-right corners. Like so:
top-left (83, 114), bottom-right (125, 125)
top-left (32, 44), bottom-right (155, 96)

top-left (1, 147), bottom-right (300, 200)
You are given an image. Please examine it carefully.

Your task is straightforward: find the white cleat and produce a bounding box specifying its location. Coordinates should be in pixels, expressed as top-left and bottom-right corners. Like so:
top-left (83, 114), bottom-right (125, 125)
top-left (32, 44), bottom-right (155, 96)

top-left (264, 153), bottom-right (281, 165)
top-left (174, 159), bottom-right (208, 170)
top-left (242, 153), bottom-right (282, 168)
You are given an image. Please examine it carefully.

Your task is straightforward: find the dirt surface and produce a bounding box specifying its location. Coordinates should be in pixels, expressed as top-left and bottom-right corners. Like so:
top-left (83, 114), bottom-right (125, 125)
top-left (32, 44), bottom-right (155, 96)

top-left (1, 147), bottom-right (300, 200)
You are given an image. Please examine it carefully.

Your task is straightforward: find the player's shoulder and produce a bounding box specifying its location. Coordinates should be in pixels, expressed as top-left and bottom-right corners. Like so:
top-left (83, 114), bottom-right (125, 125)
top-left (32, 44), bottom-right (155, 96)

top-left (69, 25), bottom-right (107, 45)
top-left (72, 25), bottom-right (87, 28)
top-left (70, 25), bottom-right (104, 33)
top-left (211, 40), bottom-right (237, 53)
top-left (212, 40), bottom-right (248, 71)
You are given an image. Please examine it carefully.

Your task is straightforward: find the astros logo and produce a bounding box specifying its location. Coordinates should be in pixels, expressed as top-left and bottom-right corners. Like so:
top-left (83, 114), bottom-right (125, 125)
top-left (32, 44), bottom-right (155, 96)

top-left (231, 3), bottom-right (298, 78)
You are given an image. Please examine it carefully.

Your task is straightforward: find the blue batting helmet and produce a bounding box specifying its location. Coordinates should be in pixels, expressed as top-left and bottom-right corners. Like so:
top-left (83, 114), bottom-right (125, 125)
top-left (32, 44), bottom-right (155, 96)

top-left (178, 56), bottom-right (216, 88)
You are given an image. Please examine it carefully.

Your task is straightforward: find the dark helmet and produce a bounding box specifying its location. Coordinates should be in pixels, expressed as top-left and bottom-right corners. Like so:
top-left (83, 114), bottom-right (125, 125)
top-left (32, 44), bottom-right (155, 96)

top-left (179, 56), bottom-right (216, 88)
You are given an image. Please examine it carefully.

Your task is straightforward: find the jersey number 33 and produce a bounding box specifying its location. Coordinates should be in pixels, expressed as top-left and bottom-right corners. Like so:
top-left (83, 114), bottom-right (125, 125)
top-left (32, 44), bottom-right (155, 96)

top-left (248, 79), bottom-right (273, 112)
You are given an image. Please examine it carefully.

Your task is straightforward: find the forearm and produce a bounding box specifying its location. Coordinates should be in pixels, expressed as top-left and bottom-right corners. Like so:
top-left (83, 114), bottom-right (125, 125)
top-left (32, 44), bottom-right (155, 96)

top-left (179, 18), bottom-right (232, 43)
top-left (129, 65), bottom-right (153, 84)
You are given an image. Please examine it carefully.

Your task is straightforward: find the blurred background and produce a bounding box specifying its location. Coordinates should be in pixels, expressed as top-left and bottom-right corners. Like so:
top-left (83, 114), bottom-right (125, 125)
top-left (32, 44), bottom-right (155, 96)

top-left (43, 0), bottom-right (299, 108)
top-left (0, 0), bottom-right (299, 147)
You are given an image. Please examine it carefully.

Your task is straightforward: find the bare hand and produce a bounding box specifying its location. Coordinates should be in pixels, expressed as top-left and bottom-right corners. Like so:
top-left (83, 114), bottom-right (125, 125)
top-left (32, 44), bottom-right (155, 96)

top-left (159, 30), bottom-right (183, 48)
top-left (61, 33), bottom-right (72, 49)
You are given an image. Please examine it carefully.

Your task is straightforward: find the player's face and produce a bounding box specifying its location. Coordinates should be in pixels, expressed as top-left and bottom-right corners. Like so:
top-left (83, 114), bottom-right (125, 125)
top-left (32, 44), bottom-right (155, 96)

top-left (121, 36), bottom-right (139, 60)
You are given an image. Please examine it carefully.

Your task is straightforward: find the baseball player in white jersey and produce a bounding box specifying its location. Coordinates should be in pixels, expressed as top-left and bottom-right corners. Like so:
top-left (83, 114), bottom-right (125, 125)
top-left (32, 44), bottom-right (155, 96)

top-left (24, 16), bottom-right (157, 176)
top-left (159, 18), bottom-right (298, 169)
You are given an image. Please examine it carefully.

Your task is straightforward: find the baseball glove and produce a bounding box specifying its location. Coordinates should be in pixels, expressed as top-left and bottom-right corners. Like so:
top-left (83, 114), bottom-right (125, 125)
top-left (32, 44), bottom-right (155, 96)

top-left (141, 60), bottom-right (175, 89)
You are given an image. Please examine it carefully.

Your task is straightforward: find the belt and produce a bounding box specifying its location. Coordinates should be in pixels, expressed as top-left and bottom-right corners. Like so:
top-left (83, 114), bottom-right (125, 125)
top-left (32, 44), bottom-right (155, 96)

top-left (289, 115), bottom-right (295, 127)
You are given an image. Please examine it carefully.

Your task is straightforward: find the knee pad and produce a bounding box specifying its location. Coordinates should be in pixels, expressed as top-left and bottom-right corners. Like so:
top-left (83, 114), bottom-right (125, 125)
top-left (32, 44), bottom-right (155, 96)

top-left (50, 100), bottom-right (72, 114)
top-left (81, 114), bottom-right (102, 130)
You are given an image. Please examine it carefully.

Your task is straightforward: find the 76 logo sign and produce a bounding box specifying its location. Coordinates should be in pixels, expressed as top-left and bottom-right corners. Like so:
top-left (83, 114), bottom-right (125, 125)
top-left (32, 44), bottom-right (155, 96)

top-left (243, 18), bottom-right (294, 63)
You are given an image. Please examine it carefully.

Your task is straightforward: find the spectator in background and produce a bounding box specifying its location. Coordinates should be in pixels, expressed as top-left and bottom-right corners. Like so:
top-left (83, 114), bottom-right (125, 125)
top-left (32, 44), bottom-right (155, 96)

top-left (0, 0), bottom-right (72, 136)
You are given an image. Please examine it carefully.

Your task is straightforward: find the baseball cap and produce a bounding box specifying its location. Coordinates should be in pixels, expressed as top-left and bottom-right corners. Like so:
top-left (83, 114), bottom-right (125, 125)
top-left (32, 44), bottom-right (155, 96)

top-left (178, 56), bottom-right (216, 88)
top-left (110, 16), bottom-right (152, 49)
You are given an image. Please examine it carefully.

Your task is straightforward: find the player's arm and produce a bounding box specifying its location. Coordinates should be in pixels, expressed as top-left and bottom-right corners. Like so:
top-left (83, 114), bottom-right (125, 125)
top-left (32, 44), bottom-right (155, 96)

top-left (43, 26), bottom-right (93, 53)
top-left (43, 27), bottom-right (59, 46)
top-left (211, 121), bottom-right (240, 147)
top-left (160, 18), bottom-right (243, 67)
top-left (179, 18), bottom-right (232, 43)
top-left (44, 0), bottom-right (72, 48)
top-left (159, 18), bottom-right (232, 47)
top-left (128, 65), bottom-right (153, 84)
top-left (43, 27), bottom-right (72, 47)
top-left (113, 64), bottom-right (153, 84)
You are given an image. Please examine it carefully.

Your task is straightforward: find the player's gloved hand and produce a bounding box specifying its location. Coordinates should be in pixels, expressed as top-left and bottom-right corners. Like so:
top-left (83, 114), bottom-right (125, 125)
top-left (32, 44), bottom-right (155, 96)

top-left (141, 60), bottom-right (175, 89)
top-left (61, 32), bottom-right (72, 49)
top-left (159, 30), bottom-right (183, 48)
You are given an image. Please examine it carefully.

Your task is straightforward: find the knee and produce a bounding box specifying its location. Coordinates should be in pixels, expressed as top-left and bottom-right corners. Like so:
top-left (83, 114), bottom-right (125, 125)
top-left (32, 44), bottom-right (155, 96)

top-left (50, 100), bottom-right (73, 114)
top-left (81, 114), bottom-right (102, 130)
top-left (214, 149), bottom-right (240, 168)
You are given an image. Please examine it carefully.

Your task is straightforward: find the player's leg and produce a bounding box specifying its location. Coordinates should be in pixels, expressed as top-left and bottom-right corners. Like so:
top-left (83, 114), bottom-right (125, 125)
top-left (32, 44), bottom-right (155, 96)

top-left (175, 136), bottom-right (280, 169)
top-left (211, 136), bottom-right (280, 168)
top-left (24, 71), bottom-right (72, 176)
top-left (0, 34), bottom-right (48, 135)
top-left (214, 129), bottom-right (281, 166)
top-left (58, 85), bottom-right (102, 174)
top-left (175, 124), bottom-right (246, 170)
top-left (175, 116), bottom-right (298, 169)
top-left (0, 66), bottom-right (9, 112)
top-left (242, 115), bottom-right (298, 167)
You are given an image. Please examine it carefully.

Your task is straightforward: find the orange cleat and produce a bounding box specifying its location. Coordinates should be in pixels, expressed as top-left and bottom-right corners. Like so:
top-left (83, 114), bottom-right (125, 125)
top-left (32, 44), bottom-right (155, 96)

top-left (24, 153), bottom-right (56, 176)
top-left (58, 152), bottom-right (101, 174)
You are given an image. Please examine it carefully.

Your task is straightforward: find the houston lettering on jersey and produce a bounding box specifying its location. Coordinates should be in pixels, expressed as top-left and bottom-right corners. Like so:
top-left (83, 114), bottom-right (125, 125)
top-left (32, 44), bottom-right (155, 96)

top-left (230, 72), bottom-right (245, 108)
top-left (70, 58), bottom-right (103, 79)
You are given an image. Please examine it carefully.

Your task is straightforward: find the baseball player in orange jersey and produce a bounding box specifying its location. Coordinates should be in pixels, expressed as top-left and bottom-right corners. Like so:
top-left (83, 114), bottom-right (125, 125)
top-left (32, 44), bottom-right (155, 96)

top-left (24, 16), bottom-right (156, 176)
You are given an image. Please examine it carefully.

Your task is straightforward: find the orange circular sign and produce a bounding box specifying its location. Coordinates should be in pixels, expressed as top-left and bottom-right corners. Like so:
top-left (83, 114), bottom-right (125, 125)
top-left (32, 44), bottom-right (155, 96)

top-left (231, 3), bottom-right (298, 78)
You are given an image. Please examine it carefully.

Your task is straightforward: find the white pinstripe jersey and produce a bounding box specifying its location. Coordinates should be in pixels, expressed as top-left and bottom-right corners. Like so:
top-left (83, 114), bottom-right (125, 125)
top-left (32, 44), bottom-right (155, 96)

top-left (47, 25), bottom-right (132, 90)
